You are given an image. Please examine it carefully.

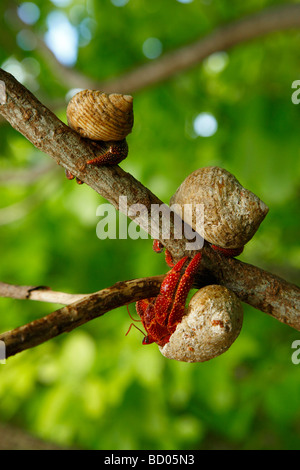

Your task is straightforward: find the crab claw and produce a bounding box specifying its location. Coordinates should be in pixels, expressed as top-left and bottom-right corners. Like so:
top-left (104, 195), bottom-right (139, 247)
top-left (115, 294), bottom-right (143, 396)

top-left (136, 253), bottom-right (202, 347)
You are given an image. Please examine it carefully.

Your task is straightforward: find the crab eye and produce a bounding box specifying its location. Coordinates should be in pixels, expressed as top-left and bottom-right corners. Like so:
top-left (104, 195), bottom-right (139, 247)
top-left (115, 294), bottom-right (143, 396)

top-left (142, 336), bottom-right (155, 345)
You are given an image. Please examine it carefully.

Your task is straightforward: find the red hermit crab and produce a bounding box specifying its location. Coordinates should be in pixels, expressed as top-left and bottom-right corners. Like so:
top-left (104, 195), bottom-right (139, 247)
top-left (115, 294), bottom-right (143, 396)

top-left (136, 253), bottom-right (202, 347)
top-left (135, 251), bottom-right (243, 363)
top-left (133, 166), bottom-right (270, 362)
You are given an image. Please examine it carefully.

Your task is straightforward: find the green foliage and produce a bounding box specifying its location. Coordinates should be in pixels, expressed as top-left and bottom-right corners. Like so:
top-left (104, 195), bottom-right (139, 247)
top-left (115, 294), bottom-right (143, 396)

top-left (0, 0), bottom-right (299, 450)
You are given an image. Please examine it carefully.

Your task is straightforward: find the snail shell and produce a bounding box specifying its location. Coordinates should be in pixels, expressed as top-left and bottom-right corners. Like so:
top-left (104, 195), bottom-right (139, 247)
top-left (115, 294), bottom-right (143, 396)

top-left (66, 90), bottom-right (134, 141)
top-left (159, 285), bottom-right (243, 363)
top-left (170, 166), bottom-right (269, 249)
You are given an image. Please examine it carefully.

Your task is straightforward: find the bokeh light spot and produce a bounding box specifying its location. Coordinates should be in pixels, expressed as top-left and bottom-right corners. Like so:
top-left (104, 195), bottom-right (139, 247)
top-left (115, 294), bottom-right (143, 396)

top-left (50, 0), bottom-right (72, 6)
top-left (45, 11), bottom-right (78, 66)
top-left (111, 0), bottom-right (129, 6)
top-left (17, 30), bottom-right (37, 51)
top-left (17, 2), bottom-right (40, 25)
top-left (142, 37), bottom-right (163, 60)
top-left (203, 52), bottom-right (229, 74)
top-left (193, 113), bottom-right (218, 137)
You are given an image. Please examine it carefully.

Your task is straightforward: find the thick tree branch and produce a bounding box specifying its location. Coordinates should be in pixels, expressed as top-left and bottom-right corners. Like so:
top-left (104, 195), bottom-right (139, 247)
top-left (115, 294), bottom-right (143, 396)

top-left (0, 68), bottom-right (299, 346)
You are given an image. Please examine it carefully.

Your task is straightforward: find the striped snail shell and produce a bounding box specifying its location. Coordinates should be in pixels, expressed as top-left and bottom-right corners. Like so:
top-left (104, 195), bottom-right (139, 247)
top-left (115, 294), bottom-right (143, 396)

top-left (170, 166), bottom-right (269, 250)
top-left (159, 285), bottom-right (243, 363)
top-left (66, 90), bottom-right (134, 141)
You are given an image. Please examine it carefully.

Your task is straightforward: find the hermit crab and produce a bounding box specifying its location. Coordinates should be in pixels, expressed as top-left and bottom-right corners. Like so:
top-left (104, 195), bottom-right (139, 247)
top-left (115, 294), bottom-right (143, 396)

top-left (136, 254), bottom-right (243, 363)
top-left (65, 89), bottom-right (133, 181)
top-left (169, 166), bottom-right (269, 255)
top-left (135, 167), bottom-right (268, 363)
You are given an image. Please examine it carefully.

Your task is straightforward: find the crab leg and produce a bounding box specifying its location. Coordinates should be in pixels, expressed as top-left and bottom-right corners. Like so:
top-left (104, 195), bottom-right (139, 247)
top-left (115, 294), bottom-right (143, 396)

top-left (153, 256), bottom-right (189, 327)
top-left (86, 139), bottom-right (128, 166)
top-left (167, 253), bottom-right (202, 330)
top-left (135, 253), bottom-right (202, 347)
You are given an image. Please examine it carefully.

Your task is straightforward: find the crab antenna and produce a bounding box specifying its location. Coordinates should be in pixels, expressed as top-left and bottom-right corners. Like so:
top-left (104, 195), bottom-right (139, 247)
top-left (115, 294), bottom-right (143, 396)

top-left (125, 322), bottom-right (146, 338)
top-left (126, 304), bottom-right (141, 322)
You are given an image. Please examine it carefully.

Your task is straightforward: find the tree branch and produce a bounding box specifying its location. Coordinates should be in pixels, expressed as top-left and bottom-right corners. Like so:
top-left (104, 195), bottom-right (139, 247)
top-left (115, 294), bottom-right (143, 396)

top-left (3, 3), bottom-right (299, 102)
top-left (0, 281), bottom-right (88, 305)
top-left (0, 68), bottom-right (299, 349)
top-left (66, 4), bottom-right (300, 93)
top-left (0, 277), bottom-right (164, 358)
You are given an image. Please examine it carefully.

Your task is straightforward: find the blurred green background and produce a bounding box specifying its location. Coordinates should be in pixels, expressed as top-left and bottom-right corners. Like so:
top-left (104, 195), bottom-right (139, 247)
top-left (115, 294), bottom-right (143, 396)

top-left (0, 0), bottom-right (300, 450)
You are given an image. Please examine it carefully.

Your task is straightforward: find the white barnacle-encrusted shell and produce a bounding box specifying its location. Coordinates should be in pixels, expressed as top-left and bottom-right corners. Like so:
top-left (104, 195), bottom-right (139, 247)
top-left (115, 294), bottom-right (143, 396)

top-left (159, 285), bottom-right (243, 363)
top-left (66, 90), bottom-right (134, 141)
top-left (170, 166), bottom-right (269, 249)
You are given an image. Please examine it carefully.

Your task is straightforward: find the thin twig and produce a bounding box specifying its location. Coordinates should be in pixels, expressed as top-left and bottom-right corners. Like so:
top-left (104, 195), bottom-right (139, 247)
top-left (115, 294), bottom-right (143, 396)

top-left (0, 282), bottom-right (88, 305)
top-left (0, 276), bottom-right (164, 358)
